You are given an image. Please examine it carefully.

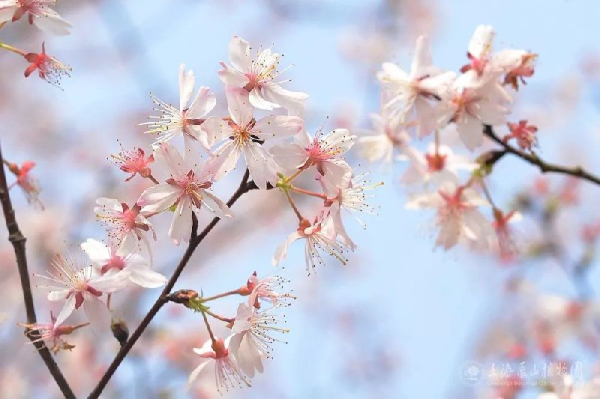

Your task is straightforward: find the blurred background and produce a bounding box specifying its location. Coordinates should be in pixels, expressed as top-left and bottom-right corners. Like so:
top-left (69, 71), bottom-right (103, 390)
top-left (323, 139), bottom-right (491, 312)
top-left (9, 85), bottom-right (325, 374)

top-left (2, 0), bottom-right (600, 398)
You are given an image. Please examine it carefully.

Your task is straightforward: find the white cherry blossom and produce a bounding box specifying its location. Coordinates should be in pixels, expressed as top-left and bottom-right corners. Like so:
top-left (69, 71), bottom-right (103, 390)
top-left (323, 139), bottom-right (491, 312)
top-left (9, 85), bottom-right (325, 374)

top-left (201, 87), bottom-right (303, 189)
top-left (81, 238), bottom-right (167, 289)
top-left (270, 127), bottom-right (356, 193)
top-left (188, 337), bottom-right (251, 393)
top-left (137, 142), bottom-right (232, 245)
top-left (0, 0), bottom-right (71, 35)
top-left (406, 175), bottom-right (494, 250)
top-left (219, 36), bottom-right (308, 114)
top-left (140, 64), bottom-right (216, 150)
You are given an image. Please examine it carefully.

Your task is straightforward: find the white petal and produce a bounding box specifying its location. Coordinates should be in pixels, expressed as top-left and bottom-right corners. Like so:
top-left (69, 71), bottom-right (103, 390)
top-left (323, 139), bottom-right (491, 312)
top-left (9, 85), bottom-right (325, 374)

top-left (457, 115), bottom-right (483, 151)
top-left (202, 191), bottom-right (234, 218)
top-left (33, 13), bottom-right (72, 36)
top-left (273, 232), bottom-right (302, 266)
top-left (186, 86), bottom-right (216, 119)
top-left (410, 35), bottom-right (432, 77)
top-left (269, 143), bottom-right (307, 171)
top-left (169, 197), bottom-right (193, 245)
top-left (253, 116), bottom-right (304, 141)
top-left (468, 25), bottom-right (495, 58)
top-left (178, 64), bottom-right (195, 111)
top-left (226, 87), bottom-right (254, 126)
top-left (243, 143), bottom-right (277, 190)
top-left (137, 184), bottom-right (181, 214)
top-left (128, 266), bottom-right (167, 288)
top-left (218, 64), bottom-right (249, 87)
top-left (228, 36), bottom-right (251, 72)
top-left (81, 239), bottom-right (110, 265)
top-left (261, 84), bottom-right (308, 115)
top-left (211, 141), bottom-right (242, 180)
top-left (54, 294), bottom-right (76, 326)
top-left (187, 362), bottom-right (209, 390)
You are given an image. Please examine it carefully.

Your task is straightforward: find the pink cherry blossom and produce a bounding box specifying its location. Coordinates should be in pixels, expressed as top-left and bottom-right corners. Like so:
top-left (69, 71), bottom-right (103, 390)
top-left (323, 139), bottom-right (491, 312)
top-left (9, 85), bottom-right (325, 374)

top-left (504, 120), bottom-right (538, 151)
top-left (140, 64), bottom-right (216, 150)
top-left (245, 272), bottom-right (293, 308)
top-left (81, 238), bottom-right (167, 288)
top-left (378, 35), bottom-right (455, 136)
top-left (502, 52), bottom-right (537, 90)
top-left (436, 72), bottom-right (511, 150)
top-left (219, 36), bottom-right (308, 114)
top-left (0, 0), bottom-right (72, 35)
top-left (460, 25), bottom-right (496, 78)
top-left (357, 112), bottom-right (411, 165)
top-left (401, 143), bottom-right (477, 185)
top-left (270, 127), bottom-right (356, 193)
top-left (406, 176), bottom-right (494, 250)
top-left (273, 216), bottom-right (349, 274)
top-left (188, 337), bottom-right (251, 393)
top-left (326, 173), bottom-right (382, 249)
top-left (5, 160), bottom-right (42, 208)
top-left (23, 42), bottom-right (71, 88)
top-left (35, 253), bottom-right (128, 327)
top-left (201, 88), bottom-right (303, 189)
top-left (137, 142), bottom-right (232, 245)
top-left (229, 302), bottom-right (288, 378)
top-left (94, 199), bottom-right (155, 252)
top-left (110, 144), bottom-right (155, 182)
top-left (19, 312), bottom-right (88, 353)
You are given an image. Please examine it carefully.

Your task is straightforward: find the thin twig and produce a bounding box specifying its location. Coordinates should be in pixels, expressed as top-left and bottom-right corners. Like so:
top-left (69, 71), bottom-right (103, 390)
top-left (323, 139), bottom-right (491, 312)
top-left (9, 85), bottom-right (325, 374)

top-left (88, 169), bottom-right (256, 399)
top-left (483, 125), bottom-right (600, 186)
top-left (0, 142), bottom-right (76, 399)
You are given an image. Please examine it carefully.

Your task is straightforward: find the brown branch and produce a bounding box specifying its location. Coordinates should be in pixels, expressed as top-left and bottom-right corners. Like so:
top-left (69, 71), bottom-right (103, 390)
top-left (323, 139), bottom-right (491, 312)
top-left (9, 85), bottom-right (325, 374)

top-left (88, 169), bottom-right (257, 399)
top-left (0, 142), bottom-right (76, 399)
top-left (483, 125), bottom-right (600, 186)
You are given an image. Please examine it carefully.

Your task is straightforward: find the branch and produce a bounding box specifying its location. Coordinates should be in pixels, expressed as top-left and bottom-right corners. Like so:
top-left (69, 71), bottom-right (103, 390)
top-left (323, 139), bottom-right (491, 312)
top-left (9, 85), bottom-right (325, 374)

top-left (88, 169), bottom-right (256, 399)
top-left (483, 125), bottom-right (600, 186)
top-left (0, 142), bottom-right (76, 399)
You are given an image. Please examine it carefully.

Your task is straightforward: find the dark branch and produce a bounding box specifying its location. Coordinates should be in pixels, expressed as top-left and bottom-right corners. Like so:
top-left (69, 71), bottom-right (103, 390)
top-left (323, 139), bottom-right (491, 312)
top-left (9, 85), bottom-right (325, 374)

top-left (88, 169), bottom-right (256, 399)
top-left (483, 125), bottom-right (600, 186)
top-left (0, 142), bottom-right (76, 399)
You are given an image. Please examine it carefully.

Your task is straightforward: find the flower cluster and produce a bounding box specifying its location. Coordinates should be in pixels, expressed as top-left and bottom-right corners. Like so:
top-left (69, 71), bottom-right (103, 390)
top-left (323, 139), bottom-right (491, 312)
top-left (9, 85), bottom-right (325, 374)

top-left (25, 36), bottom-right (377, 393)
top-left (361, 25), bottom-right (537, 259)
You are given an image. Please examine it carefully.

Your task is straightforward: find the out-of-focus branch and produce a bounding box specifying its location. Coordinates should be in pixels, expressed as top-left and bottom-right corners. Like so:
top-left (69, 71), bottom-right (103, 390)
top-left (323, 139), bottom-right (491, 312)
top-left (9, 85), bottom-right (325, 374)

top-left (484, 125), bottom-right (600, 186)
top-left (0, 142), bottom-right (76, 399)
top-left (88, 169), bottom-right (258, 399)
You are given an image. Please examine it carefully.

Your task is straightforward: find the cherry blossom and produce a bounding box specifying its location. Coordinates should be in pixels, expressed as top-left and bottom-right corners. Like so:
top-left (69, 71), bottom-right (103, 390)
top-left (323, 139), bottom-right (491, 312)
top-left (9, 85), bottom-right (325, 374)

top-left (219, 36), bottom-right (308, 114)
top-left (19, 312), bottom-right (88, 353)
top-left (245, 272), bottom-right (293, 308)
top-left (492, 208), bottom-right (521, 261)
top-left (110, 144), bottom-right (155, 182)
top-left (378, 35), bottom-right (455, 136)
top-left (406, 176), bottom-right (494, 250)
top-left (504, 120), bottom-right (538, 151)
top-left (502, 52), bottom-right (537, 90)
top-left (4, 160), bottom-right (42, 208)
top-left (401, 143), bottom-right (477, 185)
top-left (0, 0), bottom-right (71, 35)
top-left (188, 337), bottom-right (251, 393)
top-left (326, 173), bottom-right (382, 249)
top-left (270, 127), bottom-right (356, 193)
top-left (357, 112), bottom-right (411, 165)
top-left (436, 72), bottom-right (511, 150)
top-left (35, 253), bottom-right (128, 327)
top-left (141, 64), bottom-right (216, 149)
top-left (81, 238), bottom-right (167, 288)
top-left (229, 302), bottom-right (288, 377)
top-left (273, 216), bottom-right (349, 274)
top-left (201, 88), bottom-right (303, 189)
top-left (23, 42), bottom-right (71, 88)
top-left (137, 142), bottom-right (232, 245)
top-left (94, 198), bottom-right (155, 251)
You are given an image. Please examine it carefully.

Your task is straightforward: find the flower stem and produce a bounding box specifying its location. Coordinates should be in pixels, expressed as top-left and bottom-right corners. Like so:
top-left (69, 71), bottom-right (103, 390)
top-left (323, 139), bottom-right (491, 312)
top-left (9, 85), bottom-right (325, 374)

top-left (201, 289), bottom-right (242, 303)
top-left (201, 308), bottom-right (217, 345)
top-left (283, 188), bottom-right (303, 221)
top-left (289, 186), bottom-right (328, 200)
top-left (204, 308), bottom-right (234, 324)
top-left (0, 42), bottom-right (27, 57)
